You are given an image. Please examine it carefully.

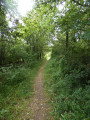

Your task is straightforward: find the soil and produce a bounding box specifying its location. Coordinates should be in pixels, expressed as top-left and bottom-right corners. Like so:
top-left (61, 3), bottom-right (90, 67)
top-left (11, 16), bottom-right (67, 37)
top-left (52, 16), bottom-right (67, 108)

top-left (30, 63), bottom-right (50, 120)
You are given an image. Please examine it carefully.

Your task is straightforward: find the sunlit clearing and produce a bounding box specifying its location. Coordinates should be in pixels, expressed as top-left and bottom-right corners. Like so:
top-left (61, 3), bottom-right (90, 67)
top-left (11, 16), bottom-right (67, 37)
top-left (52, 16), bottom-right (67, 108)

top-left (17, 0), bottom-right (34, 16)
top-left (45, 52), bottom-right (51, 60)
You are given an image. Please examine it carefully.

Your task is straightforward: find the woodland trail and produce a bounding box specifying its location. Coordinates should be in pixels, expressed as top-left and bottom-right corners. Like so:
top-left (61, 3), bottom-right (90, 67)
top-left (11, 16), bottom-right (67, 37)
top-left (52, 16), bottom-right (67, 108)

top-left (20, 62), bottom-right (51, 120)
top-left (29, 62), bottom-right (50, 120)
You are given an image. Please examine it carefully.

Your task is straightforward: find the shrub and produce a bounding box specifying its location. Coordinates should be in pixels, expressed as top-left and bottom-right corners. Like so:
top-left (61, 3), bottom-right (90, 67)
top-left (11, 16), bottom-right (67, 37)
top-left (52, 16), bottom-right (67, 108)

top-left (25, 52), bottom-right (38, 68)
top-left (45, 56), bottom-right (90, 120)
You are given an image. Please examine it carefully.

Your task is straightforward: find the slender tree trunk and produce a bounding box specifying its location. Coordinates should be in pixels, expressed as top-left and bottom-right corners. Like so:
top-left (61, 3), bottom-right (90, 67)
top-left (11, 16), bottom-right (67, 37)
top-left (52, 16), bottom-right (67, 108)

top-left (0, 34), bottom-right (5, 65)
top-left (72, 32), bottom-right (76, 42)
top-left (40, 53), bottom-right (42, 59)
top-left (66, 31), bottom-right (69, 48)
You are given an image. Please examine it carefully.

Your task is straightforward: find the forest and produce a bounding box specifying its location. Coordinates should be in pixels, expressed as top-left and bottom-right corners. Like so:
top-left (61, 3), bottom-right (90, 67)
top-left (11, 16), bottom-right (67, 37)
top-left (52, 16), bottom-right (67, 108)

top-left (0, 0), bottom-right (90, 120)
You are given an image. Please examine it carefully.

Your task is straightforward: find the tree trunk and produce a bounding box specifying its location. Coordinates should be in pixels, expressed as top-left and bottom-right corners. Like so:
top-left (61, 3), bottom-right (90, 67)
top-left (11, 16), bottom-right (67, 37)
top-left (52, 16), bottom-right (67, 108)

top-left (66, 31), bottom-right (69, 48)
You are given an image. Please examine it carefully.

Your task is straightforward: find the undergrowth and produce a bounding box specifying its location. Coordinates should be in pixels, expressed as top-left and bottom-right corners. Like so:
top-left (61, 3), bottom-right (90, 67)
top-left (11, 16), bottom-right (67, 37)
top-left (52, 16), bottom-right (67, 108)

top-left (0, 59), bottom-right (44, 120)
top-left (44, 56), bottom-right (90, 120)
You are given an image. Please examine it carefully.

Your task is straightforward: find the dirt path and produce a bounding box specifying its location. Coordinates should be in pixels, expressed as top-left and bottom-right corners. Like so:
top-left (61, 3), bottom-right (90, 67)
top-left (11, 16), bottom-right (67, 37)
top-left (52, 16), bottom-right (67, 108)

top-left (29, 63), bottom-right (50, 120)
top-left (16, 63), bottom-right (51, 120)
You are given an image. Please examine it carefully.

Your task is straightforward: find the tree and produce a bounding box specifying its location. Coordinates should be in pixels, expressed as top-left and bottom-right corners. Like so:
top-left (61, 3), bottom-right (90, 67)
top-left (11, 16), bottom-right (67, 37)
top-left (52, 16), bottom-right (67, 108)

top-left (0, 0), bottom-right (18, 65)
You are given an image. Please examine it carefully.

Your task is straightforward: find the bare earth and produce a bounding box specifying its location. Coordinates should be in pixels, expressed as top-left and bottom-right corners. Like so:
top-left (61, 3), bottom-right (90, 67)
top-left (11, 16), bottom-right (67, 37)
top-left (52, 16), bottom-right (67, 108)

top-left (29, 63), bottom-right (50, 120)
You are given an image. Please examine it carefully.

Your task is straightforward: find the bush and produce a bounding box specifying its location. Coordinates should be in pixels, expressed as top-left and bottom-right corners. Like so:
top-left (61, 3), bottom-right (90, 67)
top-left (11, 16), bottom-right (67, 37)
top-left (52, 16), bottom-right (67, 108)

top-left (6, 67), bottom-right (28, 85)
top-left (25, 52), bottom-right (38, 68)
top-left (45, 56), bottom-right (90, 120)
top-left (0, 65), bottom-right (30, 97)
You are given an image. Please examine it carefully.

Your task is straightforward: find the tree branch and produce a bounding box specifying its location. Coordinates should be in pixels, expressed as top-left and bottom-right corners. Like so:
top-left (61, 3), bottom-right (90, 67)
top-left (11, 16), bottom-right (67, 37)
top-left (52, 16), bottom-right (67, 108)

top-left (72, 0), bottom-right (90, 7)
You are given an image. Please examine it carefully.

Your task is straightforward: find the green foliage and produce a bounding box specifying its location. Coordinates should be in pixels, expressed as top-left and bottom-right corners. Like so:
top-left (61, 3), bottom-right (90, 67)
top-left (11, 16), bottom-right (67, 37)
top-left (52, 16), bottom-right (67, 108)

top-left (0, 65), bottom-right (29, 96)
top-left (45, 56), bottom-right (90, 120)
top-left (0, 0), bottom-right (90, 119)
top-left (25, 52), bottom-right (38, 68)
top-left (9, 44), bottom-right (27, 63)
top-left (0, 59), bottom-right (44, 119)
top-left (45, 38), bottom-right (90, 119)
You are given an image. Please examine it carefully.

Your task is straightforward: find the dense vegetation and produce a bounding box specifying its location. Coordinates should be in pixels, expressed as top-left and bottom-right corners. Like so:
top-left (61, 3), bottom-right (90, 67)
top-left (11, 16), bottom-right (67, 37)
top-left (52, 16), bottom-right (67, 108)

top-left (0, 0), bottom-right (90, 119)
top-left (43, 0), bottom-right (90, 120)
top-left (0, 0), bottom-right (49, 119)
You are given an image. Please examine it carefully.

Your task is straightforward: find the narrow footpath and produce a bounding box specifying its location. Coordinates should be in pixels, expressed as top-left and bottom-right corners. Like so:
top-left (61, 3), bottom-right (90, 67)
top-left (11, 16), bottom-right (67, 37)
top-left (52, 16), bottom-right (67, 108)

top-left (19, 63), bottom-right (51, 120)
top-left (29, 63), bottom-right (50, 120)
top-left (16, 64), bottom-right (53, 120)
